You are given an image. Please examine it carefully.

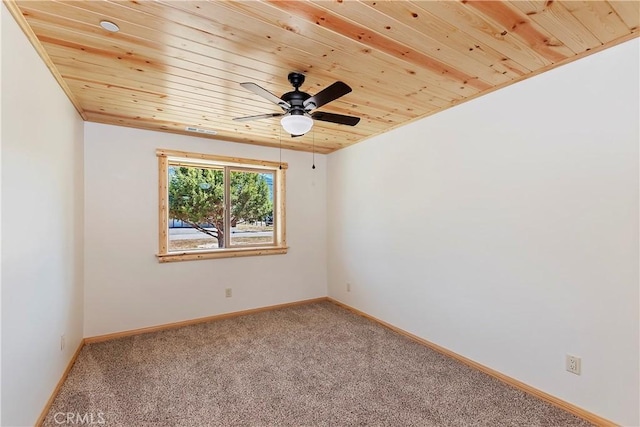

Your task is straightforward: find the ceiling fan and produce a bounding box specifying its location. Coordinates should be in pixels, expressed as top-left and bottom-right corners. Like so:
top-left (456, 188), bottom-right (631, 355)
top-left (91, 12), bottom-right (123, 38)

top-left (233, 72), bottom-right (360, 137)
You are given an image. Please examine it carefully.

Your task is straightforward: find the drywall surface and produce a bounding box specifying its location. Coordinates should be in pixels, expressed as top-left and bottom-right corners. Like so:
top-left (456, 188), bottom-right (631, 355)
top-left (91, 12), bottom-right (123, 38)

top-left (1, 5), bottom-right (85, 426)
top-left (0, 7), bottom-right (3, 424)
top-left (327, 39), bottom-right (639, 425)
top-left (83, 123), bottom-right (327, 337)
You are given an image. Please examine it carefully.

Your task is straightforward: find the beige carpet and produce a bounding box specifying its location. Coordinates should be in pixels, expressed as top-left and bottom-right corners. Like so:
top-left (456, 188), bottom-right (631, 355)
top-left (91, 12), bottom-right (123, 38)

top-left (43, 302), bottom-right (591, 426)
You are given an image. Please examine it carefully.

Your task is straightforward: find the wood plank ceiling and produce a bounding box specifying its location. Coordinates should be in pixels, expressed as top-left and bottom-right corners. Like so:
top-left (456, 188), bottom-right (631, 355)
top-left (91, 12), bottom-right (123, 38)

top-left (6, 1), bottom-right (639, 154)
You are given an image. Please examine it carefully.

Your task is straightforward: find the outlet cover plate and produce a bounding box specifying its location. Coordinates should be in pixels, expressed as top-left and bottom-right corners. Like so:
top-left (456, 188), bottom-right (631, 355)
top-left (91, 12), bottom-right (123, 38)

top-left (566, 354), bottom-right (581, 375)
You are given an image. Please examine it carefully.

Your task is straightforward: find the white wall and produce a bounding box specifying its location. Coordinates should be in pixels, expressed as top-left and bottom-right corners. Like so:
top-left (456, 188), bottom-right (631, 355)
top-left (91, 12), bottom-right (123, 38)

top-left (84, 123), bottom-right (327, 337)
top-left (1, 4), bottom-right (85, 426)
top-left (327, 39), bottom-right (639, 426)
top-left (0, 6), bottom-right (4, 424)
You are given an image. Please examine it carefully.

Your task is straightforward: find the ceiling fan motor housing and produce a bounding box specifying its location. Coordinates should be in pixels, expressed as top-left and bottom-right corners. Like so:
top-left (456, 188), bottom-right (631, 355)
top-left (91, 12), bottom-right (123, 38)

top-left (282, 73), bottom-right (313, 113)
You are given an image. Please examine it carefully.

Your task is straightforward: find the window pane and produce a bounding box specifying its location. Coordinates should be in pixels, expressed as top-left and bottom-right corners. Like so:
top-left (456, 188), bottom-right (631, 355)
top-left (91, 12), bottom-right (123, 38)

top-left (230, 170), bottom-right (274, 246)
top-left (168, 165), bottom-right (225, 251)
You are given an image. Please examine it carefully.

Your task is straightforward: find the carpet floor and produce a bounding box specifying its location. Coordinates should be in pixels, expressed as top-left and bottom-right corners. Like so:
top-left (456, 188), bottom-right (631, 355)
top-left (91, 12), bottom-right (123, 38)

top-left (43, 302), bottom-right (592, 426)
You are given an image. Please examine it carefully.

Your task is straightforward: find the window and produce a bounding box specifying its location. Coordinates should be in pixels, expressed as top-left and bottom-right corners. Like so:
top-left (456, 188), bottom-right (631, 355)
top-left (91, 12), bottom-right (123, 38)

top-left (156, 149), bottom-right (287, 262)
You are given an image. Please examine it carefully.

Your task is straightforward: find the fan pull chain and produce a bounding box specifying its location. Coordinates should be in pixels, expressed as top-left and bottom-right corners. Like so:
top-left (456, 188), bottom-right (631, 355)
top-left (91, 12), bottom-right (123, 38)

top-left (279, 126), bottom-right (282, 170)
top-left (312, 129), bottom-right (316, 170)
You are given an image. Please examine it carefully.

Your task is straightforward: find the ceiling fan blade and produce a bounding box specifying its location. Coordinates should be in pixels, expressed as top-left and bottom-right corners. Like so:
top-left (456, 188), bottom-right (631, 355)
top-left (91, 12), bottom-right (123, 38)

top-left (233, 113), bottom-right (284, 122)
top-left (311, 111), bottom-right (360, 126)
top-left (304, 81), bottom-right (352, 111)
top-left (240, 82), bottom-right (291, 109)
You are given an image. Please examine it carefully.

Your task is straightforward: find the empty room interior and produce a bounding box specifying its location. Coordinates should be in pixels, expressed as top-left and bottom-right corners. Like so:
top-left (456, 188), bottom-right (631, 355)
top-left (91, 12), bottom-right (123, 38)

top-left (1, 1), bottom-right (639, 426)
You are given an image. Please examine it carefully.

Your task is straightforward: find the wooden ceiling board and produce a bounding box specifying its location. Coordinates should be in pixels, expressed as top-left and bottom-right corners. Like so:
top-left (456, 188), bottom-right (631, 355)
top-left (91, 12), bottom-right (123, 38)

top-left (311, 0), bottom-right (519, 86)
top-left (44, 37), bottom-right (401, 128)
top-left (560, 1), bottom-right (632, 44)
top-left (29, 2), bottom-right (436, 122)
top-left (51, 0), bottom-right (305, 82)
top-left (360, 1), bottom-right (531, 79)
top-left (123, 0), bottom-right (429, 98)
top-left (462, 1), bottom-right (574, 63)
top-left (23, 0), bottom-right (474, 121)
top-left (46, 39), bottom-right (441, 126)
top-left (409, 1), bottom-right (552, 70)
top-left (608, 1), bottom-right (640, 30)
top-left (6, 0), bottom-right (638, 153)
top-left (167, 0), bottom-right (478, 102)
top-left (509, 1), bottom-right (602, 53)
top-left (261, 1), bottom-right (492, 94)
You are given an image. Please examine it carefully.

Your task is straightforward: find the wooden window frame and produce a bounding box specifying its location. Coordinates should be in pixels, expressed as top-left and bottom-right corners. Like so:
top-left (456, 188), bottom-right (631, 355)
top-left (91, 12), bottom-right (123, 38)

top-left (156, 149), bottom-right (287, 263)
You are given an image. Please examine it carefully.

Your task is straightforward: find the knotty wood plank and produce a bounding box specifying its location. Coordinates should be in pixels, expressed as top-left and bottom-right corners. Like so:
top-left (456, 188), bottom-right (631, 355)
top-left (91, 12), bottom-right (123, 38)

top-left (560, 1), bottom-right (633, 44)
top-left (184, 0), bottom-right (480, 98)
top-left (313, 1), bottom-right (513, 86)
top-left (267, 0), bottom-right (491, 92)
top-left (32, 9), bottom-right (448, 115)
top-left (510, 1), bottom-right (602, 54)
top-left (464, 1), bottom-right (573, 63)
top-left (93, 0), bottom-right (467, 103)
top-left (607, 0), bottom-right (640, 31)
top-left (44, 42), bottom-right (450, 122)
top-left (363, 1), bottom-right (530, 79)
top-left (414, 1), bottom-right (553, 70)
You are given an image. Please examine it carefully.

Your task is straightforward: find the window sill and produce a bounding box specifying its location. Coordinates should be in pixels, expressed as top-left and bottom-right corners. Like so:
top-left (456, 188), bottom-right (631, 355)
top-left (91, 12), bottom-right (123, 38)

top-left (156, 246), bottom-right (288, 263)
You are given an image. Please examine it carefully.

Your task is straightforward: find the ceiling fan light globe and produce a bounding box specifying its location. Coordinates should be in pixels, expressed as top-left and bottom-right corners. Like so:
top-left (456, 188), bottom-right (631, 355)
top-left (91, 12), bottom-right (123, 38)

top-left (281, 114), bottom-right (313, 136)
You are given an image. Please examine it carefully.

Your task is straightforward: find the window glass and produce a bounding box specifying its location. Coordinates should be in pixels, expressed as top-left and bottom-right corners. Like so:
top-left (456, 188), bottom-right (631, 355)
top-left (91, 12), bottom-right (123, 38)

top-left (230, 170), bottom-right (275, 247)
top-left (168, 165), bottom-right (224, 251)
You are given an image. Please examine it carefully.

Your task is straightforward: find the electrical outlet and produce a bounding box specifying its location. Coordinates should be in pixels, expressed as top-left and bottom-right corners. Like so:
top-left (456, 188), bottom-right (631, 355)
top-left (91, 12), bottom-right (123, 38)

top-left (566, 354), bottom-right (581, 375)
top-left (225, 288), bottom-right (232, 298)
top-left (346, 282), bottom-right (351, 292)
top-left (60, 334), bottom-right (66, 351)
